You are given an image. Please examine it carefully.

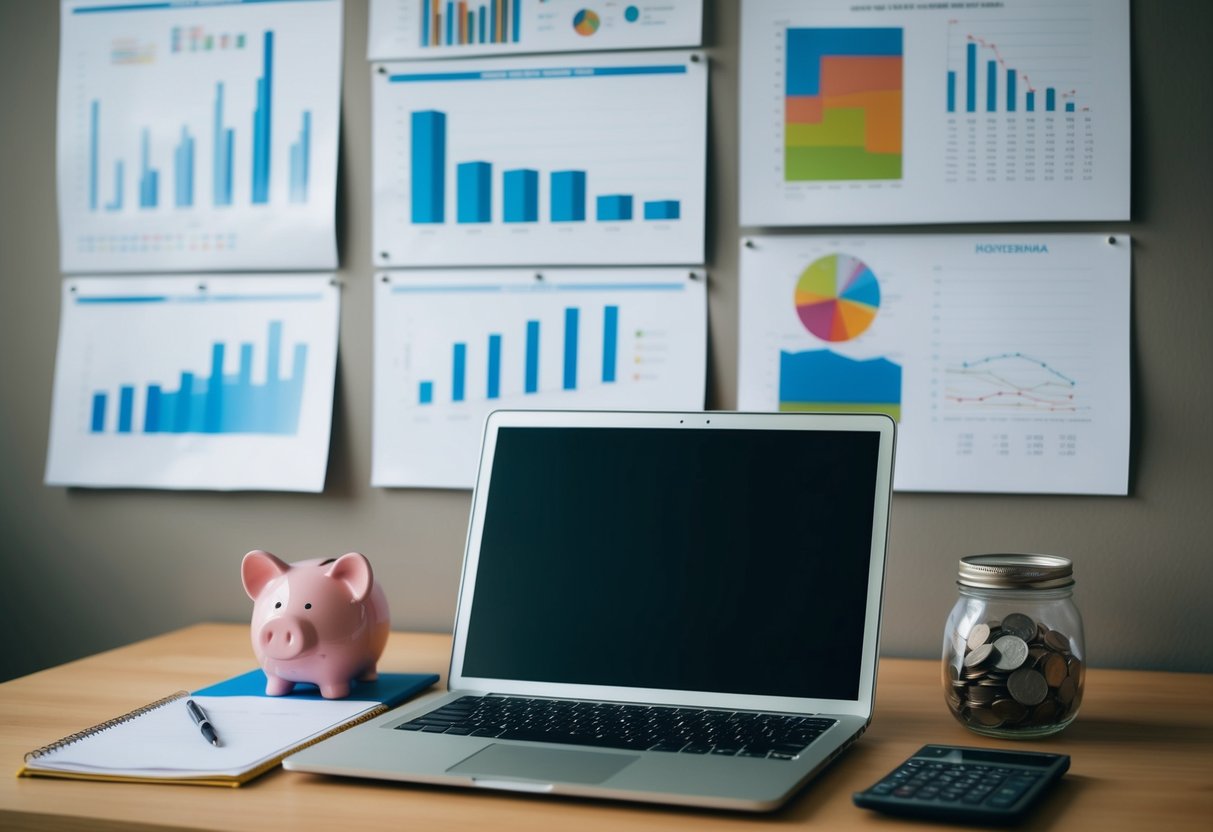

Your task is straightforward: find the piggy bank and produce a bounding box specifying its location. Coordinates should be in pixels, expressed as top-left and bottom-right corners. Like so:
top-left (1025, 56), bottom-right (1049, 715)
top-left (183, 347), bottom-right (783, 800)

top-left (241, 550), bottom-right (391, 699)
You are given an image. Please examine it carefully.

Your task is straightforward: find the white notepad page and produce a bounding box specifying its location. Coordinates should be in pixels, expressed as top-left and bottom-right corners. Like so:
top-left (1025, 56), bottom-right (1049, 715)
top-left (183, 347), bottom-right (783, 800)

top-left (27, 695), bottom-right (375, 779)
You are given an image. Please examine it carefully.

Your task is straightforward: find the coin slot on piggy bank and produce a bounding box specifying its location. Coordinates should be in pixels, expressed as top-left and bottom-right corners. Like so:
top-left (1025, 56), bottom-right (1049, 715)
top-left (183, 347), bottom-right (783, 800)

top-left (942, 554), bottom-right (1084, 738)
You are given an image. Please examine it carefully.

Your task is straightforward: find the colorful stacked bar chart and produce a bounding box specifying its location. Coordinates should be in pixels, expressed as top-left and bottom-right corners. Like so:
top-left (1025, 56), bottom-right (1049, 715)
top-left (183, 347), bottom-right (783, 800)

top-left (784, 27), bottom-right (903, 181)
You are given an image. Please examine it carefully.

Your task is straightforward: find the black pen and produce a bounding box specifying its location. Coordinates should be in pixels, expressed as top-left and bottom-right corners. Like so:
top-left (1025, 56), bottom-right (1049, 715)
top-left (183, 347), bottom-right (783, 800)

top-left (186, 699), bottom-right (221, 747)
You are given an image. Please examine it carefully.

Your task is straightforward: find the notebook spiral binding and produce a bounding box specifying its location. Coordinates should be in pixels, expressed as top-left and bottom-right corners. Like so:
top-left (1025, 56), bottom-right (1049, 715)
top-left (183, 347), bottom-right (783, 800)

top-left (23, 690), bottom-right (189, 761)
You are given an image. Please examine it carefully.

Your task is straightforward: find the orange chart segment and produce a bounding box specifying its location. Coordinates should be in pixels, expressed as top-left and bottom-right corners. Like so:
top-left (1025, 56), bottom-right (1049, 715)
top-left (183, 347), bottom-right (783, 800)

top-left (795, 253), bottom-right (881, 342)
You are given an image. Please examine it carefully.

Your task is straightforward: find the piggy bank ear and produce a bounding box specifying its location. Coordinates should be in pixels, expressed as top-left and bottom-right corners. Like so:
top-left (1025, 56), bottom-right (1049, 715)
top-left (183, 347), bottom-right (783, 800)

top-left (326, 552), bottom-right (373, 603)
top-left (242, 550), bottom-right (290, 601)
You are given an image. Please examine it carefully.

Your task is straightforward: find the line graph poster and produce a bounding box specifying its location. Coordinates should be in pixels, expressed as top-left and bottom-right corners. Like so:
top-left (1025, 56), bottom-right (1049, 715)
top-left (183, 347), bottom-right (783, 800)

top-left (46, 275), bottom-right (340, 491)
top-left (373, 269), bottom-right (707, 488)
top-left (368, 0), bottom-right (702, 60)
top-left (738, 234), bottom-right (1130, 495)
top-left (372, 51), bottom-right (707, 266)
top-left (739, 0), bottom-right (1130, 226)
top-left (57, 0), bottom-right (342, 273)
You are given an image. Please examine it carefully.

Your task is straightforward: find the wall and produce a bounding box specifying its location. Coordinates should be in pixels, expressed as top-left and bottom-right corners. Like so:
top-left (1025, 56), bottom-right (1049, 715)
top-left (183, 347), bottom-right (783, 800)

top-left (2, 0), bottom-right (1211, 683)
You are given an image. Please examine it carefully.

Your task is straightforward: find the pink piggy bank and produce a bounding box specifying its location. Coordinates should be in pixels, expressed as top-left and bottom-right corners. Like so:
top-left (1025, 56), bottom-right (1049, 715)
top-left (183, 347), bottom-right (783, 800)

top-left (241, 550), bottom-right (390, 699)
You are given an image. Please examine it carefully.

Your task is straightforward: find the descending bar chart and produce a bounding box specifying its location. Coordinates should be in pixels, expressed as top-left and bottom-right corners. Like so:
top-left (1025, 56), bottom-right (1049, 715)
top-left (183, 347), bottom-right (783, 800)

top-left (946, 19), bottom-right (1089, 114)
top-left (373, 270), bottom-right (707, 488)
top-left (58, 0), bottom-right (341, 272)
top-left (373, 51), bottom-right (706, 266)
top-left (46, 275), bottom-right (340, 491)
top-left (367, 0), bottom-right (702, 60)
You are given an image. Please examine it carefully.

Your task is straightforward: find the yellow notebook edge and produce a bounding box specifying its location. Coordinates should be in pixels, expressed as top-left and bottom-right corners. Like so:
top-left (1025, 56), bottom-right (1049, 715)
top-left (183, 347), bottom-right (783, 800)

top-left (16, 695), bottom-right (390, 788)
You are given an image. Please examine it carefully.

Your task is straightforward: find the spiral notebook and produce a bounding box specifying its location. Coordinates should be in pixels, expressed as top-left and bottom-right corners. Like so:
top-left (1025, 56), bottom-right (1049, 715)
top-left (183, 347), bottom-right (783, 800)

top-left (17, 669), bottom-right (438, 787)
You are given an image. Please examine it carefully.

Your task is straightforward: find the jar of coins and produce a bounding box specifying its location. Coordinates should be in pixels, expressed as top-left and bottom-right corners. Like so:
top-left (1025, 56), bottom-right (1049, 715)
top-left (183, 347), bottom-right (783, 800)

top-left (942, 554), bottom-right (1085, 738)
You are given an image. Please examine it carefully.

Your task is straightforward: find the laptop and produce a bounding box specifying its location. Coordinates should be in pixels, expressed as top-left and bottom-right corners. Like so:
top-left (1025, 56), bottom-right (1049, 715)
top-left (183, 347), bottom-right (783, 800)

top-left (285, 410), bottom-right (895, 811)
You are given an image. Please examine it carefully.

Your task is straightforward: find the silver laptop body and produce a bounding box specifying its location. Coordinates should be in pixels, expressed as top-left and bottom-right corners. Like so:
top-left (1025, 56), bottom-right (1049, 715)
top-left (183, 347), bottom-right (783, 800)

top-left (285, 410), bottom-right (896, 811)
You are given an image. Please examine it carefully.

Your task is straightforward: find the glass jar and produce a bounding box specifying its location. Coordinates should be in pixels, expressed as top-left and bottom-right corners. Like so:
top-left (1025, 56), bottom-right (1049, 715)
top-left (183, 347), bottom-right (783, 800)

top-left (942, 554), bottom-right (1085, 739)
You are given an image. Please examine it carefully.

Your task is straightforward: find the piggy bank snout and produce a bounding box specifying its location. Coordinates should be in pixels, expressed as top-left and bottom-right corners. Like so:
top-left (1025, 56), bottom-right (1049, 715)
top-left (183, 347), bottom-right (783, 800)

top-left (256, 615), bottom-right (318, 661)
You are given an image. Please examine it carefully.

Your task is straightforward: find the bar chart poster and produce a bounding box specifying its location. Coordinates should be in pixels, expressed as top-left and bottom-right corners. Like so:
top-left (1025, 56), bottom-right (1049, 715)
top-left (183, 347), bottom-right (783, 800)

top-left (372, 51), bottom-right (707, 267)
top-left (373, 269), bottom-right (707, 488)
top-left (57, 0), bottom-right (342, 273)
top-left (738, 0), bottom-right (1130, 226)
top-left (738, 234), bottom-right (1130, 495)
top-left (369, 0), bottom-right (702, 60)
top-left (46, 275), bottom-right (340, 491)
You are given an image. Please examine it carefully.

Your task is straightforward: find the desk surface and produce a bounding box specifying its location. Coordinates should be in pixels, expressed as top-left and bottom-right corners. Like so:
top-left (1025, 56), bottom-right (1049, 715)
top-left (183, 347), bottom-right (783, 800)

top-left (2, 623), bottom-right (1210, 832)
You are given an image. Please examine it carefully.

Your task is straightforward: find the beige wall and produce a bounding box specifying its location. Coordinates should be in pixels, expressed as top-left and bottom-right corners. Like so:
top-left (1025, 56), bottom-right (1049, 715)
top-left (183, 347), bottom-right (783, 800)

top-left (2, 0), bottom-right (1211, 682)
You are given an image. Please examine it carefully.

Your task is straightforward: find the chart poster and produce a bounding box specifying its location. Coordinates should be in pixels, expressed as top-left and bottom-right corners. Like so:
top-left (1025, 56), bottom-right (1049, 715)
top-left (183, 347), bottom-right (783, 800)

top-left (46, 275), bottom-right (340, 491)
top-left (373, 269), bottom-right (707, 488)
top-left (738, 234), bottom-right (1130, 495)
top-left (372, 51), bottom-right (707, 267)
top-left (738, 0), bottom-right (1130, 226)
top-left (368, 0), bottom-right (702, 60)
top-left (57, 0), bottom-right (342, 273)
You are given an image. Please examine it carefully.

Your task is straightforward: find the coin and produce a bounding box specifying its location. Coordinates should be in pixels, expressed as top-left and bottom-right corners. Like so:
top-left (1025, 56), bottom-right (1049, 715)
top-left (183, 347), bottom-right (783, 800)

top-left (1007, 668), bottom-right (1048, 706)
top-left (1001, 613), bottom-right (1037, 642)
top-left (966, 623), bottom-right (991, 651)
top-left (1044, 629), bottom-right (1070, 652)
top-left (1043, 653), bottom-right (1068, 687)
top-left (1057, 676), bottom-right (1077, 706)
top-left (969, 707), bottom-right (1003, 727)
top-left (992, 635), bottom-right (1030, 671)
top-left (964, 643), bottom-right (995, 669)
top-left (992, 698), bottom-right (1028, 723)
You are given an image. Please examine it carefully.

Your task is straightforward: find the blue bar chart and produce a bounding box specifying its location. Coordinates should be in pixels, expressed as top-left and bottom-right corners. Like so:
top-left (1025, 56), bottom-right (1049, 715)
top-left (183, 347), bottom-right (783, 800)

top-left (374, 51), bottom-right (707, 266)
top-left (373, 269), bottom-right (707, 488)
top-left (58, 0), bottom-right (341, 271)
top-left (88, 321), bottom-right (307, 436)
top-left (946, 20), bottom-right (1091, 115)
top-left (46, 275), bottom-right (340, 491)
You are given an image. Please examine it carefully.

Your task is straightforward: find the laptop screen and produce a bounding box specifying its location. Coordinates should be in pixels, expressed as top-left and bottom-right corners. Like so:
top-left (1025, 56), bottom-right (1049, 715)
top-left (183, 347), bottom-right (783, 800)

top-left (458, 420), bottom-right (887, 703)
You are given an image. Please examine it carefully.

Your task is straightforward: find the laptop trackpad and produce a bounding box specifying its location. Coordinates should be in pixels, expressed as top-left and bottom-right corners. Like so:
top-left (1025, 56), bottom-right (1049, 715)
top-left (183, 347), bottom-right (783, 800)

top-left (448, 743), bottom-right (639, 785)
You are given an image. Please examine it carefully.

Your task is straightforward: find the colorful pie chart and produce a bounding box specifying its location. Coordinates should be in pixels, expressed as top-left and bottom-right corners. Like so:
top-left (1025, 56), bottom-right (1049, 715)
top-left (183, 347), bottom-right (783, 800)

top-left (795, 254), bottom-right (881, 342)
top-left (573, 10), bottom-right (601, 36)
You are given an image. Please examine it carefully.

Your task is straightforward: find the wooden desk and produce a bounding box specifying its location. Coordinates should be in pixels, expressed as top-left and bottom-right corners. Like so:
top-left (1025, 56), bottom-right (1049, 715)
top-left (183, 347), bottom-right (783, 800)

top-left (1, 624), bottom-right (1210, 831)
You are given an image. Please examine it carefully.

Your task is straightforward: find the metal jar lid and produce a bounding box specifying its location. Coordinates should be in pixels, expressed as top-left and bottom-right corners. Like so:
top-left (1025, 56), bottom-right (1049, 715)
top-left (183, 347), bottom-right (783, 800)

top-left (958, 554), bottom-right (1074, 590)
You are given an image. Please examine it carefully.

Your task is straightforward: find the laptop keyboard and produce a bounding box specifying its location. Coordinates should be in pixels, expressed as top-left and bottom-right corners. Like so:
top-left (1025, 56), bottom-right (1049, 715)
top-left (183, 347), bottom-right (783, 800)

top-left (395, 695), bottom-right (836, 760)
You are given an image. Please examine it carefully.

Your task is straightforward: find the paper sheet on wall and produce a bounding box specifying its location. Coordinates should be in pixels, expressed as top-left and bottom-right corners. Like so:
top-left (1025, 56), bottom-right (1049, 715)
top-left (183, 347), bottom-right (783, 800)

top-left (373, 269), bottom-right (707, 489)
top-left (57, 0), bottom-right (342, 273)
top-left (46, 275), bottom-right (340, 492)
top-left (368, 0), bottom-right (702, 60)
top-left (738, 234), bottom-right (1130, 495)
top-left (738, 0), bottom-right (1130, 225)
top-left (371, 50), bottom-right (707, 267)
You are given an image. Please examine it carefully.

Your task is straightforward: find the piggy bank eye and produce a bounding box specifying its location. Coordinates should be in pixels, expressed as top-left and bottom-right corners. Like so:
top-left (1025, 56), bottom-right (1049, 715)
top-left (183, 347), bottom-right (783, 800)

top-left (304, 603), bottom-right (313, 610)
top-left (274, 601), bottom-right (282, 609)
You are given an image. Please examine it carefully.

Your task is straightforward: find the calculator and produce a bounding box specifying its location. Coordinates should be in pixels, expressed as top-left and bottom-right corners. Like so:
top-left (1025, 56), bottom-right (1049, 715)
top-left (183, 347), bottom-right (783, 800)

top-left (852, 744), bottom-right (1070, 824)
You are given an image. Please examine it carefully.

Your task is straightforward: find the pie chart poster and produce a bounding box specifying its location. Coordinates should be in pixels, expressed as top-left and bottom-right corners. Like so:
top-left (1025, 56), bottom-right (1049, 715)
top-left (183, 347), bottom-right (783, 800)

top-left (737, 233), bottom-right (1130, 495)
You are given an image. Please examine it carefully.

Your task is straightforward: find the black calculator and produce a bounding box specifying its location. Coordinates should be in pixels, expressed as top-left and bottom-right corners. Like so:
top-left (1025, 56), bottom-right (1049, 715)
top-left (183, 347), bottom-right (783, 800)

top-left (852, 744), bottom-right (1070, 824)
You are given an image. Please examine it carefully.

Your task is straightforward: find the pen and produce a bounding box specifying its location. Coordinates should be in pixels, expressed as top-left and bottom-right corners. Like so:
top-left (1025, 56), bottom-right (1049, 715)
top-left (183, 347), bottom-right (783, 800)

top-left (186, 699), bottom-right (220, 747)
